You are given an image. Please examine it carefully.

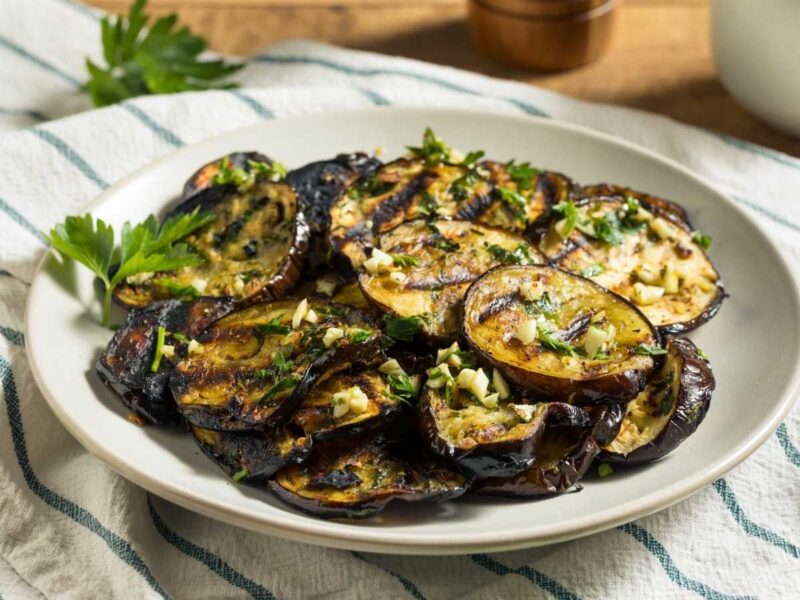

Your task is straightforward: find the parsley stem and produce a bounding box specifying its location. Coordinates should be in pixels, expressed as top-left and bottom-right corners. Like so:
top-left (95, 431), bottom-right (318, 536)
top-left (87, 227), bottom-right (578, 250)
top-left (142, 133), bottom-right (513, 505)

top-left (102, 283), bottom-right (113, 328)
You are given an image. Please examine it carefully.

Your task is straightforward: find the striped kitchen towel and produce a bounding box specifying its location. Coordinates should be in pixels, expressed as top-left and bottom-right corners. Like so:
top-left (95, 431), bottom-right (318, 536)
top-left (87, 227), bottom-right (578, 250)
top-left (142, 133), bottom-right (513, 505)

top-left (0, 0), bottom-right (798, 598)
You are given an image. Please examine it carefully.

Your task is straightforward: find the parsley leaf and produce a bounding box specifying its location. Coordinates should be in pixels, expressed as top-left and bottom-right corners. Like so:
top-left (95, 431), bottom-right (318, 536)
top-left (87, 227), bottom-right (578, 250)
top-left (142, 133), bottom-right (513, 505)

top-left (390, 254), bottom-right (419, 267)
top-left (407, 127), bottom-right (452, 165)
top-left (524, 292), bottom-right (560, 319)
top-left (485, 243), bottom-right (538, 265)
top-left (152, 279), bottom-right (200, 299)
top-left (386, 373), bottom-right (419, 404)
top-left (150, 325), bottom-right (167, 372)
top-left (383, 314), bottom-right (421, 342)
top-left (418, 192), bottom-right (440, 218)
top-left (47, 207), bottom-right (213, 327)
top-left (212, 157), bottom-right (287, 187)
top-left (231, 468), bottom-right (249, 482)
top-left (86, 0), bottom-right (242, 108)
top-left (256, 316), bottom-right (290, 336)
top-left (692, 230), bottom-right (712, 249)
top-left (537, 323), bottom-right (578, 356)
top-left (261, 376), bottom-right (299, 403)
top-left (348, 329), bottom-right (372, 344)
top-left (497, 187), bottom-right (528, 223)
top-left (588, 212), bottom-right (624, 245)
top-left (427, 222), bottom-right (460, 252)
top-left (635, 344), bottom-right (668, 356)
top-left (598, 463), bottom-right (614, 478)
top-left (552, 200), bottom-right (580, 236)
top-left (505, 160), bottom-right (539, 191)
top-left (449, 171), bottom-right (477, 202)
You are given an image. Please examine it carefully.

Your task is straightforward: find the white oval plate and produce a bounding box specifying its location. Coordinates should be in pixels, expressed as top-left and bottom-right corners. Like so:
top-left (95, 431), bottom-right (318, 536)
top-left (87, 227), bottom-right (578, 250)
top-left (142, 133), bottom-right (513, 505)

top-left (25, 108), bottom-right (800, 555)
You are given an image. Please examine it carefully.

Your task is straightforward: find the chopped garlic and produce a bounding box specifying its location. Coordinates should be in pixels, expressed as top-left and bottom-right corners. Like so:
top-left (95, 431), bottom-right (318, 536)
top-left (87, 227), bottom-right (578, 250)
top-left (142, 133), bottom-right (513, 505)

top-left (662, 264), bottom-right (680, 294)
top-left (332, 386), bottom-right (369, 418)
top-left (304, 309), bottom-right (319, 324)
top-left (322, 327), bottom-right (344, 347)
top-left (584, 325), bottom-right (609, 358)
top-left (187, 339), bottom-right (203, 355)
top-left (649, 217), bottom-right (674, 240)
top-left (363, 248), bottom-right (394, 274)
top-left (480, 392), bottom-right (499, 409)
top-left (426, 364), bottom-right (452, 388)
top-left (632, 282), bottom-right (665, 305)
top-left (511, 404), bottom-right (536, 422)
top-left (348, 387), bottom-right (369, 414)
top-left (379, 358), bottom-right (407, 377)
top-left (191, 278), bottom-right (208, 294)
top-left (388, 271), bottom-right (407, 286)
top-left (635, 264), bottom-right (661, 285)
top-left (519, 279), bottom-right (544, 302)
top-left (590, 310), bottom-right (607, 324)
top-left (635, 207), bottom-right (654, 222)
top-left (408, 375), bottom-right (421, 395)
top-left (436, 342), bottom-right (461, 366)
top-left (233, 276), bottom-right (245, 293)
top-left (695, 277), bottom-right (718, 293)
top-left (492, 368), bottom-right (510, 400)
top-left (331, 394), bottom-right (350, 418)
top-left (315, 278), bottom-right (337, 297)
top-left (126, 272), bottom-right (154, 285)
top-left (514, 319), bottom-right (538, 345)
top-left (292, 298), bottom-right (309, 329)
top-left (457, 368), bottom-right (489, 401)
top-left (554, 218), bottom-right (571, 238)
top-left (161, 344), bottom-right (175, 359)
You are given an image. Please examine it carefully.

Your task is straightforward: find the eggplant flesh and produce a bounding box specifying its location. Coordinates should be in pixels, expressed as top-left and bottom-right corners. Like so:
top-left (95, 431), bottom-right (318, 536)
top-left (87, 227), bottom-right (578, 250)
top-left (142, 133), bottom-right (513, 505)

top-left (170, 299), bottom-right (385, 431)
top-left (580, 183), bottom-right (691, 227)
top-left (114, 178), bottom-right (309, 308)
top-left (599, 337), bottom-right (714, 466)
top-left (472, 408), bottom-right (599, 497)
top-left (97, 297), bottom-right (235, 424)
top-left (290, 370), bottom-right (402, 440)
top-left (359, 219), bottom-right (545, 340)
top-left (419, 382), bottom-right (591, 478)
top-left (182, 152), bottom-right (273, 199)
top-left (462, 265), bottom-right (658, 404)
top-left (269, 434), bottom-right (469, 518)
top-left (476, 161), bottom-right (579, 234)
top-left (539, 197), bottom-right (725, 335)
top-left (189, 423), bottom-right (311, 480)
top-left (329, 158), bottom-right (494, 268)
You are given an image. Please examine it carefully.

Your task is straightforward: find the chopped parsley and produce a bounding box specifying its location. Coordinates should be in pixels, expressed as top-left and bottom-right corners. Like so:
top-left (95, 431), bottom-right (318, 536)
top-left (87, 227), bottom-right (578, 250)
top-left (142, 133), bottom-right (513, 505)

top-left (386, 373), bottom-right (418, 405)
top-left (449, 171), bottom-right (477, 202)
top-left (153, 278), bottom-right (201, 299)
top-left (552, 200), bottom-right (580, 236)
top-left (407, 127), bottom-right (452, 166)
top-left (231, 468), bottom-right (249, 482)
top-left (697, 348), bottom-right (710, 361)
top-left (171, 332), bottom-right (190, 343)
top-left (390, 253), bottom-right (419, 267)
top-left (505, 160), bottom-right (539, 191)
top-left (255, 350), bottom-right (297, 402)
top-left (485, 243), bottom-right (538, 265)
top-left (346, 175), bottom-right (395, 200)
top-left (497, 186), bottom-right (528, 223)
top-left (588, 212), bottom-right (624, 245)
top-left (598, 463), bottom-right (614, 478)
top-left (537, 323), bottom-right (578, 356)
top-left (418, 192), bottom-right (440, 218)
top-left (578, 264), bottom-right (605, 278)
top-left (635, 344), bottom-right (668, 356)
top-left (260, 375), bottom-right (299, 402)
top-left (524, 292), bottom-right (559, 320)
top-left (692, 230), bottom-right (712, 249)
top-left (212, 157), bottom-right (287, 187)
top-left (247, 159), bottom-right (286, 182)
top-left (255, 316), bottom-right (290, 336)
top-left (461, 150), bottom-right (485, 166)
top-left (347, 329), bottom-right (372, 344)
top-left (383, 314), bottom-right (422, 342)
top-left (427, 222), bottom-right (460, 252)
top-left (150, 325), bottom-right (167, 372)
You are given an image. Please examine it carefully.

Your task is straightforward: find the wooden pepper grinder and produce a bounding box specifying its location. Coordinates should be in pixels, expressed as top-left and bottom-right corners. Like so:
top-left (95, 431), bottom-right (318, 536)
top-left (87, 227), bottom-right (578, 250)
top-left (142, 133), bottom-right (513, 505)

top-left (468, 0), bottom-right (618, 71)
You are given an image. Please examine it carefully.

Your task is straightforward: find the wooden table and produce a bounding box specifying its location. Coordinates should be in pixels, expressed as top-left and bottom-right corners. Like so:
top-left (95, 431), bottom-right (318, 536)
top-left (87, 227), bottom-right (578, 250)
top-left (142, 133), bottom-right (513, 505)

top-left (85, 0), bottom-right (800, 157)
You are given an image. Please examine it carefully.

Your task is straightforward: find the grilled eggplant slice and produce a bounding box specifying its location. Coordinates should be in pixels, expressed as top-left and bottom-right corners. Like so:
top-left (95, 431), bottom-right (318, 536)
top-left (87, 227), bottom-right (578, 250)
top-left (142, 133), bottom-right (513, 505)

top-left (115, 177), bottom-right (309, 308)
top-left (290, 370), bottom-right (402, 440)
top-left (329, 158), bottom-right (494, 267)
top-left (419, 379), bottom-right (591, 477)
top-left (182, 152), bottom-right (272, 199)
top-left (580, 183), bottom-right (691, 227)
top-left (473, 404), bottom-right (599, 497)
top-left (269, 434), bottom-right (468, 518)
top-left (189, 423), bottom-right (311, 480)
top-left (463, 265), bottom-right (658, 403)
top-left (476, 161), bottom-right (579, 234)
top-left (97, 297), bottom-right (235, 424)
top-left (598, 337), bottom-right (714, 466)
top-left (170, 298), bottom-right (385, 431)
top-left (538, 196), bottom-right (725, 335)
top-left (359, 219), bottom-right (546, 340)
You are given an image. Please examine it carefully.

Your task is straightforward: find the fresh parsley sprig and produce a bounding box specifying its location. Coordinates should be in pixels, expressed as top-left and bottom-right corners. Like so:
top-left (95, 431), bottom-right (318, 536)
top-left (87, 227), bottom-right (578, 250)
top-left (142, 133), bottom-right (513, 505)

top-left (86, 0), bottom-right (243, 107)
top-left (47, 207), bottom-right (214, 327)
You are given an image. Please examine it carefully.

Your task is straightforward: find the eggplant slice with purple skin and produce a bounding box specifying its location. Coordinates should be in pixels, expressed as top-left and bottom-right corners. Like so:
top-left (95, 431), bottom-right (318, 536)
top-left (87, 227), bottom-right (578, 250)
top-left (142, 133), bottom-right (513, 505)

top-left (536, 196), bottom-right (725, 335)
top-left (189, 423), bottom-right (311, 480)
top-left (97, 297), bottom-right (235, 425)
top-left (419, 376), bottom-right (591, 478)
top-left (462, 265), bottom-right (659, 404)
top-left (598, 337), bottom-right (714, 466)
top-left (269, 433), bottom-right (469, 518)
top-left (580, 183), bottom-right (691, 227)
top-left (472, 403), bottom-right (600, 497)
top-left (359, 219), bottom-right (546, 341)
top-left (181, 152), bottom-right (272, 199)
top-left (476, 161), bottom-right (580, 234)
top-left (329, 158), bottom-right (494, 268)
top-left (170, 298), bottom-right (385, 431)
top-left (114, 175), bottom-right (309, 308)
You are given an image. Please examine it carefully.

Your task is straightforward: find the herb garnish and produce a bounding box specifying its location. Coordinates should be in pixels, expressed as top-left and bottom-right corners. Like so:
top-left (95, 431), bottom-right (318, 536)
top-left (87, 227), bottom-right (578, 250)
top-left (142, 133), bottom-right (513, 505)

top-left (537, 323), bottom-right (578, 356)
top-left (383, 314), bottom-right (422, 342)
top-left (692, 230), bottom-right (712, 249)
top-left (418, 192), bottom-right (440, 218)
top-left (47, 208), bottom-right (214, 327)
top-left (587, 212), bottom-right (624, 246)
top-left (231, 468), bottom-right (249, 482)
top-left (427, 222), bottom-right (460, 252)
top-left (347, 175), bottom-right (395, 200)
top-left (386, 374), bottom-right (418, 405)
top-left (552, 200), bottom-right (579, 236)
top-left (150, 325), bottom-right (167, 372)
top-left (86, 0), bottom-right (242, 108)
top-left (257, 352), bottom-right (299, 402)
top-left (256, 316), bottom-right (290, 336)
top-left (408, 127), bottom-right (452, 166)
top-left (497, 187), bottom-right (528, 223)
top-left (390, 254), bottom-right (419, 267)
top-left (449, 171), bottom-right (477, 202)
top-left (485, 243), bottom-right (538, 265)
top-left (212, 157), bottom-right (286, 187)
top-left (578, 264), bottom-right (605, 278)
top-left (598, 463), bottom-right (614, 478)
top-left (461, 150), bottom-right (485, 166)
top-left (505, 160), bottom-right (539, 191)
top-left (153, 279), bottom-right (200, 299)
top-left (347, 329), bottom-right (372, 344)
top-left (635, 344), bottom-right (668, 356)
top-left (525, 292), bottom-right (560, 319)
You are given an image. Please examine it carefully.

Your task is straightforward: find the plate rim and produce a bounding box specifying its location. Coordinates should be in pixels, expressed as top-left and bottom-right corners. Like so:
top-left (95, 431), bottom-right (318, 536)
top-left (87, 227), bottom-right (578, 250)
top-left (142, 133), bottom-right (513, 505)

top-left (24, 106), bottom-right (800, 554)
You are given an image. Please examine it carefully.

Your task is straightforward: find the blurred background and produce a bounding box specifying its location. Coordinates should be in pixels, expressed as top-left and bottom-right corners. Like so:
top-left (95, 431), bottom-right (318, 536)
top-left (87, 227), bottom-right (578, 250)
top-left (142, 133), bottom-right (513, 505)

top-left (80, 0), bottom-right (800, 157)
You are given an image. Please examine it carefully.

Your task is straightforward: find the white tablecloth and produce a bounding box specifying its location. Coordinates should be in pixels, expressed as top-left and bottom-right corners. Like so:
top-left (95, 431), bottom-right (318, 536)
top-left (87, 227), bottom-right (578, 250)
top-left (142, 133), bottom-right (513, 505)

top-left (0, 0), bottom-right (798, 598)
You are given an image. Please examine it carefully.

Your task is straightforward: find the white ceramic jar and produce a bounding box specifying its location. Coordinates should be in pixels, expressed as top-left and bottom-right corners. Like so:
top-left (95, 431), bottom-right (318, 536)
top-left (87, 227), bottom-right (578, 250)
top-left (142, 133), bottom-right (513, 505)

top-left (711, 0), bottom-right (800, 137)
